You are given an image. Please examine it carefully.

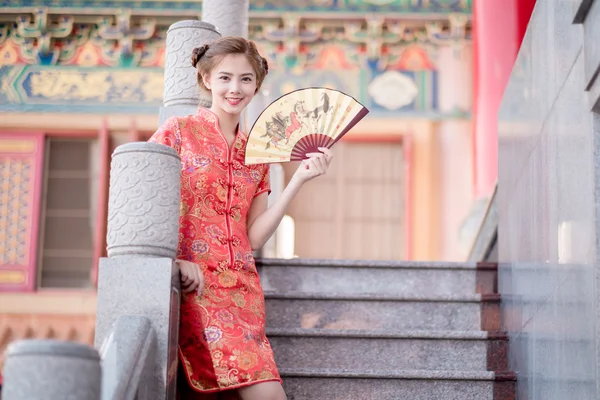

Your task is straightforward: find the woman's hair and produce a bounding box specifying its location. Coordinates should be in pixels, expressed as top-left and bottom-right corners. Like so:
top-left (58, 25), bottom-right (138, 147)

top-left (191, 36), bottom-right (269, 93)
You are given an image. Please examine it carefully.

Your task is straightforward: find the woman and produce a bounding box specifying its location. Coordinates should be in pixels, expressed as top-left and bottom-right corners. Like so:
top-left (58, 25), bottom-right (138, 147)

top-left (149, 36), bottom-right (333, 400)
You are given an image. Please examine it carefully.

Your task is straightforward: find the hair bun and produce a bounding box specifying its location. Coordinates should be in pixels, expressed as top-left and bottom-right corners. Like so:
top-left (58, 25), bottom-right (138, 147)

top-left (191, 44), bottom-right (210, 67)
top-left (261, 57), bottom-right (269, 74)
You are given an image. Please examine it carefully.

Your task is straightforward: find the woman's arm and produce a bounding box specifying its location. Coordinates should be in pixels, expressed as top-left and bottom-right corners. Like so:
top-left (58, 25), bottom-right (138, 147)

top-left (247, 147), bottom-right (332, 250)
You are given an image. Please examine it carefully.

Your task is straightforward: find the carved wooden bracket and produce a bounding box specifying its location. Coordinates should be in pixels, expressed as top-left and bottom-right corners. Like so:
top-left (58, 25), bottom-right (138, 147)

top-left (15, 8), bottom-right (74, 63)
top-left (1, 10), bottom-right (471, 68)
top-left (97, 9), bottom-right (156, 61)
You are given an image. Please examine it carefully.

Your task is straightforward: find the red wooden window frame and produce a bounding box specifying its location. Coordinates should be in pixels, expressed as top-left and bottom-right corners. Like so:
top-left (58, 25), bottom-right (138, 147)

top-left (0, 134), bottom-right (45, 292)
top-left (92, 119), bottom-right (110, 286)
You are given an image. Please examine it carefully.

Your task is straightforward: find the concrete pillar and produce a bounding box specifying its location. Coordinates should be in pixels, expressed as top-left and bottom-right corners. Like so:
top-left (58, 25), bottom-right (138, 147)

top-left (95, 142), bottom-right (182, 399)
top-left (159, 20), bottom-right (221, 125)
top-left (201, 0), bottom-right (250, 38)
top-left (2, 340), bottom-right (102, 400)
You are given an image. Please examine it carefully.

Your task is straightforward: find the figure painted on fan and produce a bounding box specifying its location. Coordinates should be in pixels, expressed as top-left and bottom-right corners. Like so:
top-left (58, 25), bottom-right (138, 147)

top-left (284, 100), bottom-right (309, 143)
top-left (261, 112), bottom-right (287, 150)
top-left (307, 92), bottom-right (332, 126)
top-left (262, 92), bottom-right (332, 150)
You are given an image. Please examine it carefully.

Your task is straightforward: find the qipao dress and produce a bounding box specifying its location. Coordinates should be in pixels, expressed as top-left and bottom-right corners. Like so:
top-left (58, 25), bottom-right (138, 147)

top-left (149, 107), bottom-right (281, 396)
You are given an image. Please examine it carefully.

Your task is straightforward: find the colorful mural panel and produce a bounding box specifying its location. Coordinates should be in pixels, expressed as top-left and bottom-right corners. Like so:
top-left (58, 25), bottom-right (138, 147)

top-left (0, 65), bottom-right (163, 113)
top-left (0, 63), bottom-right (445, 116)
top-left (0, 66), bottom-right (455, 118)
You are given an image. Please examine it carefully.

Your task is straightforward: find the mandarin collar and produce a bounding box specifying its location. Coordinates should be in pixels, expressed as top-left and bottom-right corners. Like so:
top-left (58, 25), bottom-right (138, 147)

top-left (196, 107), bottom-right (247, 139)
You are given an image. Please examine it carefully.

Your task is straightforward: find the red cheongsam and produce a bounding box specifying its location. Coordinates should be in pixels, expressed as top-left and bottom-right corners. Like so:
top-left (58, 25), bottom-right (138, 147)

top-left (149, 108), bottom-right (281, 398)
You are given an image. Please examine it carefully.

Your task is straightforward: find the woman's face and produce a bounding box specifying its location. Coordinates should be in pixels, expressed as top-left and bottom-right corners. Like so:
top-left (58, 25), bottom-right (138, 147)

top-left (204, 54), bottom-right (258, 117)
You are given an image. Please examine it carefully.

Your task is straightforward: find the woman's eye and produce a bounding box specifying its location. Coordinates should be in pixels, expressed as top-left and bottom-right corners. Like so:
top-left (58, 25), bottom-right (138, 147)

top-left (243, 78), bottom-right (252, 82)
top-left (219, 76), bottom-right (229, 81)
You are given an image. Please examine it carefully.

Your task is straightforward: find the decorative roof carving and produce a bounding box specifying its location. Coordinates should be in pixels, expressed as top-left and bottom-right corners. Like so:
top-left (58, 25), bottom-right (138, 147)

top-left (0, 10), bottom-right (470, 67)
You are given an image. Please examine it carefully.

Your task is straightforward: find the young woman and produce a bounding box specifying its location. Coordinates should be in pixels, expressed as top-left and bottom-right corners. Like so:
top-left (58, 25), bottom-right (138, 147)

top-left (149, 37), bottom-right (333, 400)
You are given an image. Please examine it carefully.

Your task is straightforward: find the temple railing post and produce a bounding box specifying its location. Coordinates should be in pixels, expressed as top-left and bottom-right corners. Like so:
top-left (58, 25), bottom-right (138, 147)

top-left (95, 141), bottom-right (182, 399)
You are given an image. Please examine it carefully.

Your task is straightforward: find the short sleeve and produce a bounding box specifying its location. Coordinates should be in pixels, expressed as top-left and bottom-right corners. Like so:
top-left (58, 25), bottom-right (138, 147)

top-left (254, 164), bottom-right (271, 198)
top-left (148, 116), bottom-right (182, 154)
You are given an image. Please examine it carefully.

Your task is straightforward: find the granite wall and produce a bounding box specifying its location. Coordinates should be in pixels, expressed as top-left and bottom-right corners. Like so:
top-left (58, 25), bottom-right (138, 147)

top-left (498, 0), bottom-right (600, 398)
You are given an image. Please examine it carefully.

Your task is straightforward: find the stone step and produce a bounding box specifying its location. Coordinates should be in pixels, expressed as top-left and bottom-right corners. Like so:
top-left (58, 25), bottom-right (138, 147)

top-left (257, 259), bottom-right (496, 297)
top-left (280, 368), bottom-right (508, 400)
top-left (264, 292), bottom-right (492, 331)
top-left (267, 328), bottom-right (505, 372)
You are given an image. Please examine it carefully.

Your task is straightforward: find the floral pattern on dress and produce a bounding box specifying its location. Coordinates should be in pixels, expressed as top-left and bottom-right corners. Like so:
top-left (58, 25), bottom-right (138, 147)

top-left (149, 108), bottom-right (278, 397)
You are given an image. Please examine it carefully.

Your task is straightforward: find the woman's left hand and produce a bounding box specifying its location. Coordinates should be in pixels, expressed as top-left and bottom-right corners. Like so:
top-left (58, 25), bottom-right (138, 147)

top-left (292, 147), bottom-right (334, 184)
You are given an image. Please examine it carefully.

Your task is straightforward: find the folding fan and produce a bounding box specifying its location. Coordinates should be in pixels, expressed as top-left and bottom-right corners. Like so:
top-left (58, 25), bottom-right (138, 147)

top-left (244, 87), bottom-right (369, 165)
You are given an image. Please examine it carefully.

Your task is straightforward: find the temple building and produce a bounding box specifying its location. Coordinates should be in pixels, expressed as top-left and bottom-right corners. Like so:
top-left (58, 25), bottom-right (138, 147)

top-left (0, 0), bottom-right (531, 381)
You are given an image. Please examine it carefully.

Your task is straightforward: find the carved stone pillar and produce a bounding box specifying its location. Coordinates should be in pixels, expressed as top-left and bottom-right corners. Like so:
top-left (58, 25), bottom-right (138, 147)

top-left (201, 0), bottom-right (250, 38)
top-left (159, 20), bottom-right (221, 124)
top-left (96, 142), bottom-right (182, 399)
top-left (106, 142), bottom-right (181, 259)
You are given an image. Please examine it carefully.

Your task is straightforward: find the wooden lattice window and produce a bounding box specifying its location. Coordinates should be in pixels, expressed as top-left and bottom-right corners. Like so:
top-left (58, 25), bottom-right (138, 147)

top-left (0, 135), bottom-right (45, 291)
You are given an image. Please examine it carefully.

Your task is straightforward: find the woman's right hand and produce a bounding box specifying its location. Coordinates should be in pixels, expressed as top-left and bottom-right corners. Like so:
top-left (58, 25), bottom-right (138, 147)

top-left (291, 147), bottom-right (333, 185)
top-left (175, 259), bottom-right (204, 295)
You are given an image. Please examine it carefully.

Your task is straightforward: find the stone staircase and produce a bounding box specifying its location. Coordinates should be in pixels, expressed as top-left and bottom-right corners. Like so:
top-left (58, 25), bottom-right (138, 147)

top-left (257, 259), bottom-right (514, 400)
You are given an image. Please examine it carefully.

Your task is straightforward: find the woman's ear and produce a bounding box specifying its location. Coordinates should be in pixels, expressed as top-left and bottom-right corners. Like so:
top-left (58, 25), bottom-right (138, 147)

top-left (202, 74), bottom-right (211, 90)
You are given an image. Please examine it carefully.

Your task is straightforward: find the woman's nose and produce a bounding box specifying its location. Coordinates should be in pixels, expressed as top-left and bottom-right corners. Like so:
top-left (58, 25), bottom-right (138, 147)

top-left (229, 81), bottom-right (241, 93)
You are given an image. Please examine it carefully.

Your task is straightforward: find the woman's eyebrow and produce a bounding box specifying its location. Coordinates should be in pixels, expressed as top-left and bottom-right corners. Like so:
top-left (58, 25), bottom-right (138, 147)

top-left (217, 71), bottom-right (255, 77)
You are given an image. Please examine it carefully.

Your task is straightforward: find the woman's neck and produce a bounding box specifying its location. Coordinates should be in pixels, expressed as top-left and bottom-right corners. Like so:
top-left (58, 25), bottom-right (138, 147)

top-left (210, 106), bottom-right (240, 142)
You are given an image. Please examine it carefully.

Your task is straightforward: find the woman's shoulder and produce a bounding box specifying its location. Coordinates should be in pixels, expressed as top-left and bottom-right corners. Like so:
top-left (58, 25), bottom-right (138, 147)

top-left (160, 114), bottom-right (188, 130)
top-left (163, 112), bottom-right (208, 134)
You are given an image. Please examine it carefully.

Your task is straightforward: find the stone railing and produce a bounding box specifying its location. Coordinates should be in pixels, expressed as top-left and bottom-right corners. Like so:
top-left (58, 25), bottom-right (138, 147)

top-left (2, 142), bottom-right (182, 400)
top-left (99, 316), bottom-right (156, 399)
top-left (94, 141), bottom-right (183, 398)
top-left (467, 183), bottom-right (498, 262)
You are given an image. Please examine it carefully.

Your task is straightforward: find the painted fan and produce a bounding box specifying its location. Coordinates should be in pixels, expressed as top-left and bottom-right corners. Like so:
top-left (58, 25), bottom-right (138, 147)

top-left (244, 87), bottom-right (369, 165)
